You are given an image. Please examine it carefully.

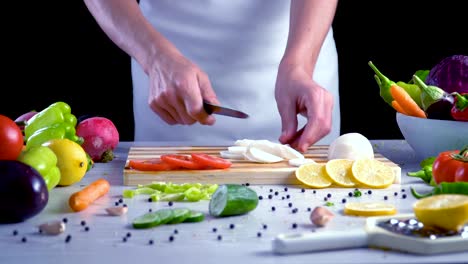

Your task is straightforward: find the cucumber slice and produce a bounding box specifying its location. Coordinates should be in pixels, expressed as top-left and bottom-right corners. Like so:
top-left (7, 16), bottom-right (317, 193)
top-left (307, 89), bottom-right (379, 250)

top-left (155, 208), bottom-right (175, 225)
top-left (132, 212), bottom-right (162, 229)
top-left (209, 184), bottom-right (259, 217)
top-left (183, 210), bottom-right (205, 223)
top-left (167, 208), bottom-right (191, 224)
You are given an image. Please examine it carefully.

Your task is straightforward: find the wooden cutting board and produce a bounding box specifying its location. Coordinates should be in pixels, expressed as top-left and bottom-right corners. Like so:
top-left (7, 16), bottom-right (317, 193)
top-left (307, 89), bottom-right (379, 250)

top-left (123, 145), bottom-right (401, 186)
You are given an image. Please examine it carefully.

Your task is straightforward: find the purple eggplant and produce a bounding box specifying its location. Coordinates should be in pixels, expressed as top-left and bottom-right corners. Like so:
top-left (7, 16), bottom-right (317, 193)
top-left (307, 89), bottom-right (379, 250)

top-left (413, 75), bottom-right (455, 120)
top-left (425, 95), bottom-right (455, 120)
top-left (0, 160), bottom-right (48, 223)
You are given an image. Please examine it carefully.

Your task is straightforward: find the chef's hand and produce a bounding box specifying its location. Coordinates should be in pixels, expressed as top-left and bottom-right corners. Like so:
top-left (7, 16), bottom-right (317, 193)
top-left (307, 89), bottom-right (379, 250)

top-left (146, 48), bottom-right (219, 125)
top-left (275, 64), bottom-right (334, 153)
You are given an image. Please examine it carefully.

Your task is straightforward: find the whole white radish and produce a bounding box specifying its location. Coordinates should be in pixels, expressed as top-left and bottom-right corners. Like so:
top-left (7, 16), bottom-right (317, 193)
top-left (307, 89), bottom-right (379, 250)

top-left (328, 133), bottom-right (374, 160)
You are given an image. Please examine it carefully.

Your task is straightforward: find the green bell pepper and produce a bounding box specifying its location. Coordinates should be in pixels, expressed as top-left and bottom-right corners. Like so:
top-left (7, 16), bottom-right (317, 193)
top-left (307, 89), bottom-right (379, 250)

top-left (24, 102), bottom-right (78, 141)
top-left (25, 122), bottom-right (82, 149)
top-left (17, 146), bottom-right (61, 191)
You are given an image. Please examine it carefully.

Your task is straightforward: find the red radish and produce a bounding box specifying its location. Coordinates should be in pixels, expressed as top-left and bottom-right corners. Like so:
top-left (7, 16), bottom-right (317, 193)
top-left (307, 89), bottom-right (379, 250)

top-left (76, 117), bottom-right (119, 163)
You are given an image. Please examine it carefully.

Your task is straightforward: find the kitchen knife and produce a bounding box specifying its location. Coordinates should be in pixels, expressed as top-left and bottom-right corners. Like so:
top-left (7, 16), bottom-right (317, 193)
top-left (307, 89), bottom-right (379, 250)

top-left (272, 214), bottom-right (468, 255)
top-left (203, 100), bottom-right (249, 119)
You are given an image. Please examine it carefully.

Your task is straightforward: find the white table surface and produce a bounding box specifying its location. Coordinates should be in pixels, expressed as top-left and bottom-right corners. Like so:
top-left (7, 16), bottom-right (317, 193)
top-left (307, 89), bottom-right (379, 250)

top-left (1, 140), bottom-right (466, 264)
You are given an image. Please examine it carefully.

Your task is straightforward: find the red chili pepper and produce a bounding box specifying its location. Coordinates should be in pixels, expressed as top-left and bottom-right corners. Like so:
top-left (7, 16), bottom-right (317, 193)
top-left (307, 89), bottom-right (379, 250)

top-left (450, 92), bottom-right (468, 121)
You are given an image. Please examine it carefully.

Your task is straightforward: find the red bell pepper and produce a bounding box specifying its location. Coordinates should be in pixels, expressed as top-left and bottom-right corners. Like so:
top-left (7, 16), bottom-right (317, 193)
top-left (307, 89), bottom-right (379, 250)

top-left (432, 146), bottom-right (468, 184)
top-left (451, 93), bottom-right (468, 121)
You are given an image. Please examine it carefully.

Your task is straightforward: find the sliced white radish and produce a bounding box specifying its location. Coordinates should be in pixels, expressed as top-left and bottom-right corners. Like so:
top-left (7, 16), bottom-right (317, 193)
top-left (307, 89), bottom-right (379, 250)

top-left (227, 146), bottom-right (247, 154)
top-left (219, 150), bottom-right (245, 160)
top-left (247, 140), bottom-right (283, 158)
top-left (279, 144), bottom-right (304, 160)
top-left (288, 158), bottom-right (316, 167)
top-left (234, 139), bottom-right (254, 147)
top-left (244, 146), bottom-right (283, 163)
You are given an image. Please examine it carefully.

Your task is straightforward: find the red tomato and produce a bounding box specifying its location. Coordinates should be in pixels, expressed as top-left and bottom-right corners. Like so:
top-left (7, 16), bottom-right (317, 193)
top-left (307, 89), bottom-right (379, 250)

top-left (160, 154), bottom-right (206, 170)
top-left (0, 114), bottom-right (24, 160)
top-left (128, 159), bottom-right (179, 171)
top-left (191, 153), bottom-right (232, 169)
top-left (432, 147), bottom-right (468, 184)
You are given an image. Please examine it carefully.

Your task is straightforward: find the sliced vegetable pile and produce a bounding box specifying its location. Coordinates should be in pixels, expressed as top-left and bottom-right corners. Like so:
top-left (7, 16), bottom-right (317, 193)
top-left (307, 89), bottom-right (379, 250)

top-left (369, 54), bottom-right (468, 121)
top-left (123, 182), bottom-right (219, 202)
top-left (128, 153), bottom-right (232, 171)
top-left (132, 208), bottom-right (205, 229)
top-left (220, 139), bottom-right (305, 163)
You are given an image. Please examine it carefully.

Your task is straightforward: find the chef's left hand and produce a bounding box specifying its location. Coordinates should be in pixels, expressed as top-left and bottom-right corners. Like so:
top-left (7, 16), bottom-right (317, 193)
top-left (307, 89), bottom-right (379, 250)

top-left (275, 64), bottom-right (334, 152)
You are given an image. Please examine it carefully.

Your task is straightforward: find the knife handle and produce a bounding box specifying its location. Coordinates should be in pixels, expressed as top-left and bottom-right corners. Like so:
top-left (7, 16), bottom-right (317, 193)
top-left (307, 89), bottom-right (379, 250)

top-left (272, 230), bottom-right (368, 254)
top-left (202, 100), bottom-right (215, 115)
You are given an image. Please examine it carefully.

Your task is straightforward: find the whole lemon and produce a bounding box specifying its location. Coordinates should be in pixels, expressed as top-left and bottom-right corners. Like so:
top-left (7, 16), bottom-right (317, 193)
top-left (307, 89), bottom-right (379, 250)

top-left (42, 138), bottom-right (88, 186)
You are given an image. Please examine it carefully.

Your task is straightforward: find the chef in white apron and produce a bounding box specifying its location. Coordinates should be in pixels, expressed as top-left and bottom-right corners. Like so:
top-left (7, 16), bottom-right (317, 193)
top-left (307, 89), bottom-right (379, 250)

top-left (84, 0), bottom-right (340, 151)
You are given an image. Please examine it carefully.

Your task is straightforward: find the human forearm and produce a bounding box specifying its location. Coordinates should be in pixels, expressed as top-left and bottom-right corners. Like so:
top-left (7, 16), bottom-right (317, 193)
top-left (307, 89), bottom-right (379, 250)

top-left (83, 0), bottom-right (179, 74)
top-left (281, 0), bottom-right (338, 74)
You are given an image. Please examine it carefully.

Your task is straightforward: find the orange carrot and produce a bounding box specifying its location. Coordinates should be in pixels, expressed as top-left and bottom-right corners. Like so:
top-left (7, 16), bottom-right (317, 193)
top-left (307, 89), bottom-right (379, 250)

top-left (391, 100), bottom-right (408, 115)
top-left (390, 84), bottom-right (426, 118)
top-left (69, 178), bottom-right (110, 212)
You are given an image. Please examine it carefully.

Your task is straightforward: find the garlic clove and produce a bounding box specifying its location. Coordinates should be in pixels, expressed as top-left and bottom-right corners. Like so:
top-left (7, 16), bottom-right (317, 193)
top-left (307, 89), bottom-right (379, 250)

top-left (105, 206), bottom-right (128, 216)
top-left (38, 220), bottom-right (66, 235)
top-left (310, 206), bottom-right (334, 227)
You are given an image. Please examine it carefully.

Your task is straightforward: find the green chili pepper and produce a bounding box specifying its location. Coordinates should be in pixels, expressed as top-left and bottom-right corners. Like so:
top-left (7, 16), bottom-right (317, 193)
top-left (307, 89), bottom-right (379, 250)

top-left (407, 156), bottom-right (436, 184)
top-left (24, 102), bottom-right (78, 141)
top-left (368, 61), bottom-right (395, 105)
top-left (25, 122), bottom-right (82, 149)
top-left (407, 165), bottom-right (433, 184)
top-left (410, 182), bottom-right (468, 199)
top-left (368, 61), bottom-right (423, 107)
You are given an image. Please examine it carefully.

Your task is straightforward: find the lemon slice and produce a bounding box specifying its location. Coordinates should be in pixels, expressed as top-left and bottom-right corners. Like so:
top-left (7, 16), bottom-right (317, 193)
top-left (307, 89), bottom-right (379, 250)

top-left (351, 158), bottom-right (395, 188)
top-left (325, 159), bottom-right (356, 187)
top-left (413, 194), bottom-right (468, 231)
top-left (295, 163), bottom-right (332, 188)
top-left (344, 202), bottom-right (397, 217)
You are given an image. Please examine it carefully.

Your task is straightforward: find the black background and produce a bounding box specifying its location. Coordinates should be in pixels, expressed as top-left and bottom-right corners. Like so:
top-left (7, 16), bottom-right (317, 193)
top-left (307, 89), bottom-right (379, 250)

top-left (2, 1), bottom-right (466, 141)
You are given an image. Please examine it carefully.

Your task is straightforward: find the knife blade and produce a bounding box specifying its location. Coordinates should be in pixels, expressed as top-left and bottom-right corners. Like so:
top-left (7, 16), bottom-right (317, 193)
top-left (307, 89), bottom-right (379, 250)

top-left (203, 100), bottom-right (249, 119)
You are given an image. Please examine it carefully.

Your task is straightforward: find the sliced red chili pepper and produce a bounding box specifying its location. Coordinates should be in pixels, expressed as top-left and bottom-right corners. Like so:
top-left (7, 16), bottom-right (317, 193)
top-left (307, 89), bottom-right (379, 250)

top-left (160, 154), bottom-right (206, 170)
top-left (128, 158), bottom-right (179, 171)
top-left (191, 153), bottom-right (232, 169)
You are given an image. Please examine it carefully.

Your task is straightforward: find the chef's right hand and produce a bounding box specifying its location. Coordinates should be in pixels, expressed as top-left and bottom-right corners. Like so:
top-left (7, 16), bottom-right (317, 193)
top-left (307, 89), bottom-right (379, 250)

top-left (146, 48), bottom-right (219, 125)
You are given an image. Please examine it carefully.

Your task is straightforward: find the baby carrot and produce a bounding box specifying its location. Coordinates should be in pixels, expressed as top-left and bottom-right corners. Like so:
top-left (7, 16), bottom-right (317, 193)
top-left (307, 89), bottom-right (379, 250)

top-left (390, 84), bottom-right (426, 118)
top-left (391, 100), bottom-right (408, 115)
top-left (69, 178), bottom-right (110, 212)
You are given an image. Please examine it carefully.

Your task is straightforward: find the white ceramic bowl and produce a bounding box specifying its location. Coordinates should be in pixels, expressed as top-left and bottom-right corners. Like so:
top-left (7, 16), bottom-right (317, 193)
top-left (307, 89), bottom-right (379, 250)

top-left (396, 113), bottom-right (468, 160)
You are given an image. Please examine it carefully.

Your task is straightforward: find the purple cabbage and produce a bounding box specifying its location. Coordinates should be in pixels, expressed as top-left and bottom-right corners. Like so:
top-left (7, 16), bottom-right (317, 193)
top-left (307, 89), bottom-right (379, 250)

top-left (425, 54), bottom-right (468, 94)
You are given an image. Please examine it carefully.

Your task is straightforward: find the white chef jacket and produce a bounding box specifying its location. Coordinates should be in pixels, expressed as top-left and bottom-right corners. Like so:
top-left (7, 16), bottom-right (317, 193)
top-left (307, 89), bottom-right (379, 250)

top-left (131, 0), bottom-right (340, 145)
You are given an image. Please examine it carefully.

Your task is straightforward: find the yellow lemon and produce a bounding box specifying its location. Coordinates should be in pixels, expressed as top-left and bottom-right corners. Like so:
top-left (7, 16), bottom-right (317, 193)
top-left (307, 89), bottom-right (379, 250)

top-left (413, 194), bottom-right (468, 231)
top-left (42, 138), bottom-right (88, 186)
top-left (351, 158), bottom-right (394, 189)
top-left (325, 159), bottom-right (356, 187)
top-left (344, 202), bottom-right (397, 217)
top-left (295, 163), bottom-right (332, 188)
